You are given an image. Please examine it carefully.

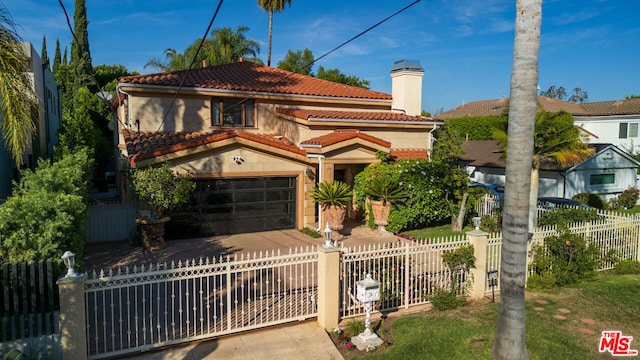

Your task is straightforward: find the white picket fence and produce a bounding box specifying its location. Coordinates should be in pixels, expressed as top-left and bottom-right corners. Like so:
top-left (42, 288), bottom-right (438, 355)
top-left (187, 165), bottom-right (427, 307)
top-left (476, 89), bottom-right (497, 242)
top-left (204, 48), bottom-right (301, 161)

top-left (77, 210), bottom-right (640, 358)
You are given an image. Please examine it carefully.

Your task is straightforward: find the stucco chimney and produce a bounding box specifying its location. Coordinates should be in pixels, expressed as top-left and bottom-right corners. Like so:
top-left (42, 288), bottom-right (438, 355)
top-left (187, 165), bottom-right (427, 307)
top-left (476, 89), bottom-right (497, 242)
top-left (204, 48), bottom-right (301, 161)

top-left (390, 60), bottom-right (424, 116)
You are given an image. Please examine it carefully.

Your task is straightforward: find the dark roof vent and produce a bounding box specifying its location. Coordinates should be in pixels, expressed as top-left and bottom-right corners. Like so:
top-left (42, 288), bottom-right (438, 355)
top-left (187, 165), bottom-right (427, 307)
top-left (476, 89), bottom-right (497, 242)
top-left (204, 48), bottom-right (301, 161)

top-left (391, 59), bottom-right (423, 73)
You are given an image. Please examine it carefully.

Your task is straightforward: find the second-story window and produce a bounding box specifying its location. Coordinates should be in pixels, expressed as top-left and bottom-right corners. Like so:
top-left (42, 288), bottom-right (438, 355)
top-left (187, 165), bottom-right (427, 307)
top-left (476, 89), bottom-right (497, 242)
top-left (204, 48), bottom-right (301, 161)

top-left (212, 99), bottom-right (254, 127)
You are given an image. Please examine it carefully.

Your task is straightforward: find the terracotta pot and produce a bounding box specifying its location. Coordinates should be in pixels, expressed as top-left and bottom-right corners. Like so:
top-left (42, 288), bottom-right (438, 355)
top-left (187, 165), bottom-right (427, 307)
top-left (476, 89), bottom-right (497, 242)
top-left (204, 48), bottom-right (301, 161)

top-left (324, 205), bottom-right (347, 232)
top-left (370, 200), bottom-right (391, 231)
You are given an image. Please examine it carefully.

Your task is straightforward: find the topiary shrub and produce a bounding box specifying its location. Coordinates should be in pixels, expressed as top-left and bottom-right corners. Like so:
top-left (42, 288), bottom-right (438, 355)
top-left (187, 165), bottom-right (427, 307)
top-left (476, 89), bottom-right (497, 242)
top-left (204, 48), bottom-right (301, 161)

top-left (430, 289), bottom-right (465, 311)
top-left (538, 207), bottom-right (599, 228)
top-left (572, 193), bottom-right (607, 209)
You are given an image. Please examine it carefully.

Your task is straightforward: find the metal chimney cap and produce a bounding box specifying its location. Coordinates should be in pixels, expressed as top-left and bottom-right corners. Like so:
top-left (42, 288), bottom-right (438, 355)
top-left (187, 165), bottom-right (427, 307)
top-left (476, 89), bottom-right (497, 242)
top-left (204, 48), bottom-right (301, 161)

top-left (391, 59), bottom-right (423, 73)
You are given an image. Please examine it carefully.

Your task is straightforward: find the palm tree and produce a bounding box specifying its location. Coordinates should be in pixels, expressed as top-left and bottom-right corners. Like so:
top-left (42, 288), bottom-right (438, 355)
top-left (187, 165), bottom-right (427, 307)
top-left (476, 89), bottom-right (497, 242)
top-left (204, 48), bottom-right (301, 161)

top-left (491, 0), bottom-right (542, 358)
top-left (493, 110), bottom-right (594, 229)
top-left (0, 5), bottom-right (38, 165)
top-left (257, 0), bottom-right (292, 66)
top-left (145, 26), bottom-right (260, 72)
top-left (208, 26), bottom-right (260, 65)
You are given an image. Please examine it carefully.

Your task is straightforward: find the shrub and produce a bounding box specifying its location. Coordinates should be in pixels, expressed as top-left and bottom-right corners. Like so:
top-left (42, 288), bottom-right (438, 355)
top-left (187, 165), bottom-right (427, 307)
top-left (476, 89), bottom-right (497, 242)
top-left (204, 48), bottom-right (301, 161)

top-left (345, 319), bottom-right (365, 336)
top-left (299, 227), bottom-right (321, 238)
top-left (618, 187), bottom-right (640, 209)
top-left (0, 149), bottom-right (93, 267)
top-left (528, 231), bottom-right (598, 287)
top-left (613, 260), bottom-right (640, 275)
top-left (354, 160), bottom-right (468, 233)
top-left (538, 207), bottom-right (599, 229)
top-left (430, 289), bottom-right (465, 311)
top-left (131, 163), bottom-right (196, 218)
top-left (572, 193), bottom-right (607, 209)
top-left (480, 214), bottom-right (501, 232)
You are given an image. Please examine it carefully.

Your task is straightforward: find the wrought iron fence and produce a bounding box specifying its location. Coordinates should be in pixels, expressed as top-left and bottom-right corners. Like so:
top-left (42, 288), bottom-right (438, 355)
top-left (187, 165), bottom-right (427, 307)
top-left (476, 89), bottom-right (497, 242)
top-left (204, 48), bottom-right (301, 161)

top-left (84, 247), bottom-right (317, 359)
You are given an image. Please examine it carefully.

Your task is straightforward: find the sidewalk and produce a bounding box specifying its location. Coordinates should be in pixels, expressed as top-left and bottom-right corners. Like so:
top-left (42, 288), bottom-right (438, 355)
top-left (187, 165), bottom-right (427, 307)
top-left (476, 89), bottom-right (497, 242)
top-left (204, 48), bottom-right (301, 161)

top-left (123, 321), bottom-right (343, 360)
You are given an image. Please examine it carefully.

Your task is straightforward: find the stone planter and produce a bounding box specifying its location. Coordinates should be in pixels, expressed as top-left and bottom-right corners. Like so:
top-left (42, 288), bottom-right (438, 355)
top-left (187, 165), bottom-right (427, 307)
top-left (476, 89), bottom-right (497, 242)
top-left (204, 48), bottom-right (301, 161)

top-left (324, 205), bottom-right (347, 232)
top-left (370, 200), bottom-right (391, 232)
top-left (136, 216), bottom-right (171, 250)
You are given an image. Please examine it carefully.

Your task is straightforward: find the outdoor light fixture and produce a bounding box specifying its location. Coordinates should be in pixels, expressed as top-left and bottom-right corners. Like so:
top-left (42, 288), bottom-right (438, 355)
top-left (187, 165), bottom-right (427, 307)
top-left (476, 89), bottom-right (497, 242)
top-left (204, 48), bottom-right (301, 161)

top-left (323, 222), bottom-right (333, 247)
top-left (61, 251), bottom-right (77, 277)
top-left (473, 216), bottom-right (481, 231)
top-left (352, 273), bottom-right (383, 350)
top-left (305, 167), bottom-right (315, 180)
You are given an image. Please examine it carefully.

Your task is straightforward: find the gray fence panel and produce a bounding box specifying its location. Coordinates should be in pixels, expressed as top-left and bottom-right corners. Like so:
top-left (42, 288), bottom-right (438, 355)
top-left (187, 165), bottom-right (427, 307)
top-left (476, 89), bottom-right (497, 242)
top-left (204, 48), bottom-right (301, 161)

top-left (85, 203), bottom-right (138, 243)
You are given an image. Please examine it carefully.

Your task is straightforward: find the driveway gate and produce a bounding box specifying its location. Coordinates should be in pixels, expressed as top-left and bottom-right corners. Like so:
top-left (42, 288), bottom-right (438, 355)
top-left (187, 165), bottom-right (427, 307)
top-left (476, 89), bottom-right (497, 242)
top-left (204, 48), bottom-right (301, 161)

top-left (84, 248), bottom-right (318, 359)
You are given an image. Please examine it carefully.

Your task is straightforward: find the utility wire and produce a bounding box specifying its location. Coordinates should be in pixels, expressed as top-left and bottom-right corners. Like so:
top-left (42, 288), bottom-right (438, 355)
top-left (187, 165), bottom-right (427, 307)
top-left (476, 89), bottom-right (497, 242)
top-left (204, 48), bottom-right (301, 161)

top-left (308, 0), bottom-right (421, 68)
top-left (154, 0), bottom-right (224, 134)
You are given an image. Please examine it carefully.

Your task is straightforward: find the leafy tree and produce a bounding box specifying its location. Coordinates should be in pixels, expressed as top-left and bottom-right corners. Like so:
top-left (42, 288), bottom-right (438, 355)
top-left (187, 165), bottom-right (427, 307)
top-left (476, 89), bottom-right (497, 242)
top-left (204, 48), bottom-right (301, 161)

top-left (568, 87), bottom-right (588, 103)
top-left (145, 26), bottom-right (261, 71)
top-left (493, 1), bottom-right (541, 357)
top-left (539, 85), bottom-right (566, 99)
top-left (53, 38), bottom-right (61, 73)
top-left (625, 94), bottom-right (640, 100)
top-left (430, 123), bottom-right (465, 164)
top-left (131, 163), bottom-right (196, 218)
top-left (70, 0), bottom-right (97, 92)
top-left (316, 66), bottom-right (370, 89)
top-left (540, 85), bottom-right (588, 103)
top-left (0, 149), bottom-right (93, 265)
top-left (94, 64), bottom-right (137, 94)
top-left (277, 48), bottom-right (314, 75)
top-left (493, 110), bottom-right (594, 229)
top-left (257, 0), bottom-right (292, 66)
top-left (442, 116), bottom-right (505, 141)
top-left (0, 4), bottom-right (38, 164)
top-left (55, 87), bottom-right (98, 160)
top-left (41, 35), bottom-right (50, 70)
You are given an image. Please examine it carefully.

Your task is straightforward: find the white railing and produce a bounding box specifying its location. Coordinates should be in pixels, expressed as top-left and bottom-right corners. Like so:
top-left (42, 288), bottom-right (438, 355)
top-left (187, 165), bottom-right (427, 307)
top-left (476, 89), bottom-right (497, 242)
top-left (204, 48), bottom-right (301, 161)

top-left (340, 237), bottom-right (470, 319)
top-left (84, 247), bottom-right (317, 359)
top-left (476, 194), bottom-right (501, 218)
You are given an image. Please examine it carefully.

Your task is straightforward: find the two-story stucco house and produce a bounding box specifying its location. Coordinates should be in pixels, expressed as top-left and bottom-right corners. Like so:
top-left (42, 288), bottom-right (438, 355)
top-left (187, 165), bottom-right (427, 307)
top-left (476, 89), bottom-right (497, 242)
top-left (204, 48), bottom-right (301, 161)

top-left (114, 60), bottom-right (440, 237)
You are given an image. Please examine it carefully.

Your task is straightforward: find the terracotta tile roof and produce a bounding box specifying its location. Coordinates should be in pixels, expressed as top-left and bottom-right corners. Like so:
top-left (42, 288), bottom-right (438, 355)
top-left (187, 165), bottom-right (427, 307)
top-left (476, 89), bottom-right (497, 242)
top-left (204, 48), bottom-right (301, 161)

top-left (123, 129), bottom-right (306, 167)
top-left (300, 130), bottom-right (391, 148)
top-left (390, 148), bottom-right (429, 160)
top-left (119, 61), bottom-right (392, 100)
top-left (277, 108), bottom-right (429, 123)
top-left (436, 96), bottom-right (640, 120)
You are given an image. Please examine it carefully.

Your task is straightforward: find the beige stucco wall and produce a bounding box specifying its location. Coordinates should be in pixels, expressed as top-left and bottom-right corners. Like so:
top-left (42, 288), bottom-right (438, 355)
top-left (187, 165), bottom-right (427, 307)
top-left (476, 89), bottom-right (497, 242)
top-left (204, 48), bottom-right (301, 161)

top-left (127, 95), bottom-right (211, 132)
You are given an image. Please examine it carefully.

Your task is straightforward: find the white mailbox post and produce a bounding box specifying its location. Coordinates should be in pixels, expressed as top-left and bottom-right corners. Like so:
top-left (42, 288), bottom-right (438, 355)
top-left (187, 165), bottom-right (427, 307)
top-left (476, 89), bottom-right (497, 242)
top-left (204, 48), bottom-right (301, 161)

top-left (352, 273), bottom-right (383, 350)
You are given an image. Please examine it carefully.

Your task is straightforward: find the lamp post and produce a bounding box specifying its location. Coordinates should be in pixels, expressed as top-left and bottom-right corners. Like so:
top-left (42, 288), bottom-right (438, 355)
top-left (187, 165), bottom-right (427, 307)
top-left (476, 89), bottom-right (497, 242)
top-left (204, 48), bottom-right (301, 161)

top-left (323, 222), bottom-right (333, 248)
top-left (473, 216), bottom-right (481, 231)
top-left (61, 251), bottom-right (77, 277)
top-left (351, 273), bottom-right (383, 350)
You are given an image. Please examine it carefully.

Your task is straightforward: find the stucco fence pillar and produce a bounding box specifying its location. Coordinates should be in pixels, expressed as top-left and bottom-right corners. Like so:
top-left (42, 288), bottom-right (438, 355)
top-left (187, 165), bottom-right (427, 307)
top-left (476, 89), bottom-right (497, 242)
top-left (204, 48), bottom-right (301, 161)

top-left (57, 274), bottom-right (87, 360)
top-left (467, 229), bottom-right (489, 301)
top-left (316, 245), bottom-right (341, 331)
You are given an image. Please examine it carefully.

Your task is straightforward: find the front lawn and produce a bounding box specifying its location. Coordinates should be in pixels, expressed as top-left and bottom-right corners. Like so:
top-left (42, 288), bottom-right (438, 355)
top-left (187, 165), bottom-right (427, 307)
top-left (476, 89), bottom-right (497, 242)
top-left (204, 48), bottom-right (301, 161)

top-left (332, 273), bottom-right (640, 359)
top-left (400, 224), bottom-right (473, 242)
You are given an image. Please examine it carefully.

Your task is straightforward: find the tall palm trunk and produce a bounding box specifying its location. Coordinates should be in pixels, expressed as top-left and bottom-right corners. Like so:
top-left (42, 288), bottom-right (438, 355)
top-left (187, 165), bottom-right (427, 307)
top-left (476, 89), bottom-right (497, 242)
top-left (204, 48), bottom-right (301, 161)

top-left (492, 0), bottom-right (542, 359)
top-left (528, 166), bottom-right (540, 230)
top-left (267, 11), bottom-right (273, 66)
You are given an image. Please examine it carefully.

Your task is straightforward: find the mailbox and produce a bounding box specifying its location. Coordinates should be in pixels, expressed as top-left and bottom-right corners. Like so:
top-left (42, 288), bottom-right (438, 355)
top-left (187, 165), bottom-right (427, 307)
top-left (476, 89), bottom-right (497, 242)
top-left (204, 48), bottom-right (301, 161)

top-left (356, 274), bottom-right (380, 303)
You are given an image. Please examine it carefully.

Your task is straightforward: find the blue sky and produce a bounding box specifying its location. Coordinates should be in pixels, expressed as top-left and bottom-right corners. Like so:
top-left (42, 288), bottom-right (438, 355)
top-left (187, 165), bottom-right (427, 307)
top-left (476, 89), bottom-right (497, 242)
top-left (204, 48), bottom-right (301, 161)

top-left (5, 0), bottom-right (640, 115)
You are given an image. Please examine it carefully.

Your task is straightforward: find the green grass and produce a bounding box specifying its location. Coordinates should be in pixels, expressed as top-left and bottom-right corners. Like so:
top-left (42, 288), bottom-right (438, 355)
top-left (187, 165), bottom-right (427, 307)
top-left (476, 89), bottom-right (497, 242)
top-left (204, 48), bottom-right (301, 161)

top-left (402, 224), bottom-right (474, 241)
top-left (616, 204), bottom-right (640, 215)
top-left (341, 274), bottom-right (640, 359)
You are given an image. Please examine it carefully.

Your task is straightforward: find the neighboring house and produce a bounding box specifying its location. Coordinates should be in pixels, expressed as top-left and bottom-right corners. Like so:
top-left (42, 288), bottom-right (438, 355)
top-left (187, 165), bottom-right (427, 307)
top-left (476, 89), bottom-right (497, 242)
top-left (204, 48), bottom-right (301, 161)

top-left (114, 59), bottom-right (440, 236)
top-left (436, 96), bottom-right (640, 154)
top-left (460, 140), bottom-right (640, 201)
top-left (0, 43), bottom-right (61, 199)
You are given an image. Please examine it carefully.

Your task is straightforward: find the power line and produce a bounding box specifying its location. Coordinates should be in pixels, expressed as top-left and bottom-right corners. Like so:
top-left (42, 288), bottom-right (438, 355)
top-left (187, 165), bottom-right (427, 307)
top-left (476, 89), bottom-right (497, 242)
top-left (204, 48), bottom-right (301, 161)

top-left (309, 0), bottom-right (421, 67)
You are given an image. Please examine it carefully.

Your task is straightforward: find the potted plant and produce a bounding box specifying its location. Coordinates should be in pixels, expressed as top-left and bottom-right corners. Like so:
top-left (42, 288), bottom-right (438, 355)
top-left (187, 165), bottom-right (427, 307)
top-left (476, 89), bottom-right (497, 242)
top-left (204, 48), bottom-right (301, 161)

top-left (131, 163), bottom-right (195, 250)
top-left (312, 180), bottom-right (353, 232)
top-left (363, 177), bottom-right (407, 232)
